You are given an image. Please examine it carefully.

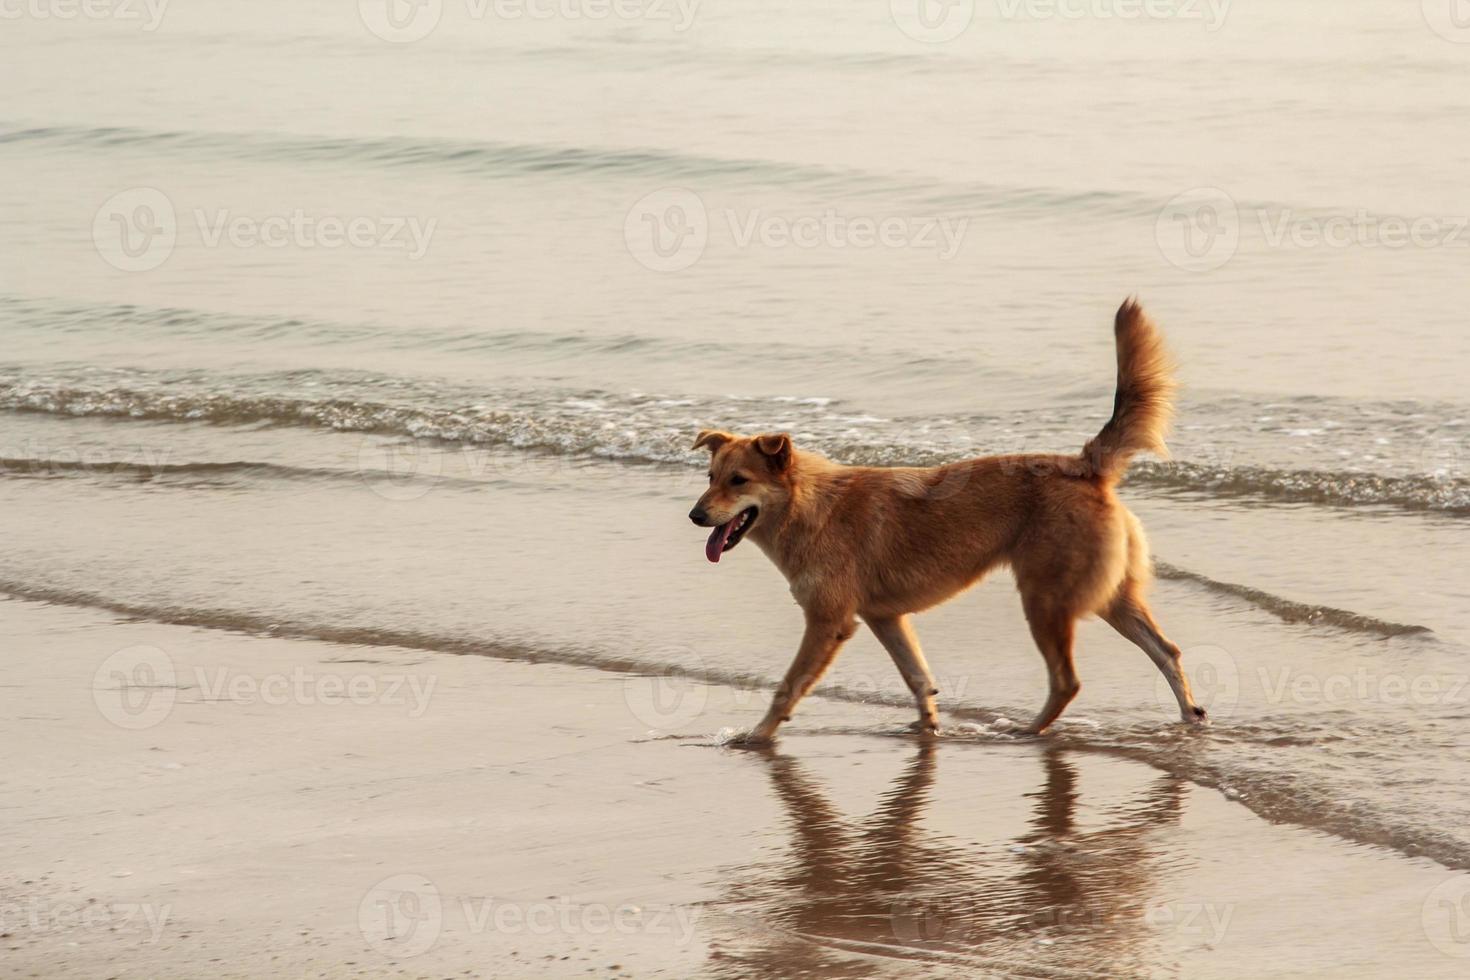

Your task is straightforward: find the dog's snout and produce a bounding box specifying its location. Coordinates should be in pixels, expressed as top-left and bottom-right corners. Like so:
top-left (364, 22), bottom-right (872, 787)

top-left (689, 507), bottom-right (709, 526)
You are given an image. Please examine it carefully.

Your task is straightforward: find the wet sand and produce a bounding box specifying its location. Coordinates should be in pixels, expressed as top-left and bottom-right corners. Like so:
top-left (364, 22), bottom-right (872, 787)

top-left (3, 596), bottom-right (1468, 978)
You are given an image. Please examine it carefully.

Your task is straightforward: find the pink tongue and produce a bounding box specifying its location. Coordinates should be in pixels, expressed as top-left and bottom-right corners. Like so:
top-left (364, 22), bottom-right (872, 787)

top-left (705, 520), bottom-right (735, 564)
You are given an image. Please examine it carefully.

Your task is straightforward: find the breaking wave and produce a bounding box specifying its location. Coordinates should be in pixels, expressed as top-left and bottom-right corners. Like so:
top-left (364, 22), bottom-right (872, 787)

top-left (3, 369), bottom-right (1466, 517)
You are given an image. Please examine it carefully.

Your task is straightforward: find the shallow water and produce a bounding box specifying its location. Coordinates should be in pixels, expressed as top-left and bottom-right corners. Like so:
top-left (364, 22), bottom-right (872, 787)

top-left (2, 0), bottom-right (1468, 888)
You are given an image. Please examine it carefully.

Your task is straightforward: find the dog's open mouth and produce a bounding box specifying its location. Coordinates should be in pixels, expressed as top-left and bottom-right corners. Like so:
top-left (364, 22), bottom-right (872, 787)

top-left (705, 506), bottom-right (758, 564)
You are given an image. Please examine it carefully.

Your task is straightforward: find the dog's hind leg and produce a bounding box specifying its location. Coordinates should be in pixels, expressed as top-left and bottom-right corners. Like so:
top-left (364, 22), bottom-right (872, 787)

top-left (1022, 603), bottom-right (1079, 735)
top-left (1103, 595), bottom-right (1207, 725)
top-left (864, 614), bottom-right (940, 734)
top-left (746, 612), bottom-right (856, 743)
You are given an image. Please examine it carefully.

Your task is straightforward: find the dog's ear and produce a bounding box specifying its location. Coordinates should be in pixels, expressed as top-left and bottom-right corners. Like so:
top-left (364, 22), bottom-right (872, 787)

top-left (692, 429), bottom-right (734, 453)
top-left (754, 432), bottom-right (792, 471)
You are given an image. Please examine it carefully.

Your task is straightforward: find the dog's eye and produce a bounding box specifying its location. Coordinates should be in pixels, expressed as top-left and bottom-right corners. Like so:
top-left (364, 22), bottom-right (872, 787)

top-left (730, 475), bottom-right (748, 486)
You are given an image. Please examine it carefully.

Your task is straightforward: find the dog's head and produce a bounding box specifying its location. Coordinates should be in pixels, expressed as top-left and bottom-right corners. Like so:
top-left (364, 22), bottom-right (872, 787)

top-left (687, 429), bottom-right (793, 563)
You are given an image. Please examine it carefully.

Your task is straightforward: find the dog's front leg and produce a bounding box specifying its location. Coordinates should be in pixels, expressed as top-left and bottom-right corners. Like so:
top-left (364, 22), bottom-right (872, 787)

top-left (864, 614), bottom-right (940, 734)
top-left (745, 612), bottom-right (856, 743)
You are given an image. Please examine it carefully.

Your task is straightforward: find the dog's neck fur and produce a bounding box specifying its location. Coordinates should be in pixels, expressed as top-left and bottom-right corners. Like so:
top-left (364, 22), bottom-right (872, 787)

top-left (748, 450), bottom-right (843, 577)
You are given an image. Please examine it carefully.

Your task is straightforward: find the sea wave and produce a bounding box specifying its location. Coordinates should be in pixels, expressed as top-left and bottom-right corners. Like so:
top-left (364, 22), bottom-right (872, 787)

top-left (0, 294), bottom-right (970, 371)
top-left (2, 121), bottom-right (1425, 225)
top-left (1130, 462), bottom-right (1470, 516)
top-left (3, 370), bottom-right (1466, 518)
top-left (0, 454), bottom-right (509, 493)
top-left (1153, 562), bottom-right (1431, 638)
top-left (0, 121), bottom-right (1191, 218)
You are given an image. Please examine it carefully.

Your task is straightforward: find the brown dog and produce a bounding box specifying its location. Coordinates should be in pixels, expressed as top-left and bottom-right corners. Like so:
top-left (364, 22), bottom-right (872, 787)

top-left (688, 299), bottom-right (1206, 741)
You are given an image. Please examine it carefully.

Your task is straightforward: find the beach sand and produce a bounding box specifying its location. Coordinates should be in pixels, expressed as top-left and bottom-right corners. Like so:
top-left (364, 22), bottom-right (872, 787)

top-left (3, 595), bottom-right (1466, 979)
top-left (6, 3), bottom-right (1470, 977)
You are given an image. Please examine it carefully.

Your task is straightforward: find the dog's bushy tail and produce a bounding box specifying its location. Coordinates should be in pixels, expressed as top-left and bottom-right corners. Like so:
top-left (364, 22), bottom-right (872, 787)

top-left (1079, 298), bottom-right (1177, 485)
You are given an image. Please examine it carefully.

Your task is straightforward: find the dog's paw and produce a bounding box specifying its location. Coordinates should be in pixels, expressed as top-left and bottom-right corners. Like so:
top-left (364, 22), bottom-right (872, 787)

top-left (721, 727), bottom-right (777, 747)
top-left (903, 720), bottom-right (941, 737)
top-left (1016, 716), bottom-right (1056, 738)
top-left (1184, 705), bottom-right (1210, 726)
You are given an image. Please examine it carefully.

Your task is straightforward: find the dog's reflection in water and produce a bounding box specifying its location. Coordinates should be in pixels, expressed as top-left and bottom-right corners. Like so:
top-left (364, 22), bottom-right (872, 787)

top-left (706, 745), bottom-right (1187, 977)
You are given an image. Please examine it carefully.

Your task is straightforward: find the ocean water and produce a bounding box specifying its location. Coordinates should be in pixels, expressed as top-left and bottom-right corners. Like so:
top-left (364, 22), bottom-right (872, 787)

top-left (3, 0), bottom-right (1470, 883)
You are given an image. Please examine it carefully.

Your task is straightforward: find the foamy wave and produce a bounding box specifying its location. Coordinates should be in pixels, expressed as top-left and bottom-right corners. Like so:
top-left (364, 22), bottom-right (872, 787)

top-left (4, 370), bottom-right (1466, 518)
top-left (1130, 461), bottom-right (1470, 515)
